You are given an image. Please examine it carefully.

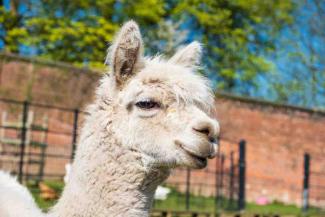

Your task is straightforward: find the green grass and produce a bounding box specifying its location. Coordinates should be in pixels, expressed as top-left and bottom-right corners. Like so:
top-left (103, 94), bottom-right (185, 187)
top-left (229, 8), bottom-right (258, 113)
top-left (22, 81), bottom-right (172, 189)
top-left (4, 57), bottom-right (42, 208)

top-left (154, 186), bottom-right (325, 216)
top-left (245, 201), bottom-right (324, 216)
top-left (154, 189), bottom-right (217, 212)
top-left (27, 181), bottom-right (325, 216)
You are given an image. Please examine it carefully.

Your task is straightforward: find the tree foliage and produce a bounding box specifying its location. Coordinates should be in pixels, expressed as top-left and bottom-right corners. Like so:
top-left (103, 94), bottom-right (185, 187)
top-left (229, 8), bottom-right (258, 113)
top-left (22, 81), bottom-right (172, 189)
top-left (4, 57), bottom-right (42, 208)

top-left (172, 0), bottom-right (294, 93)
top-left (0, 0), bottom-right (295, 97)
top-left (271, 0), bottom-right (325, 108)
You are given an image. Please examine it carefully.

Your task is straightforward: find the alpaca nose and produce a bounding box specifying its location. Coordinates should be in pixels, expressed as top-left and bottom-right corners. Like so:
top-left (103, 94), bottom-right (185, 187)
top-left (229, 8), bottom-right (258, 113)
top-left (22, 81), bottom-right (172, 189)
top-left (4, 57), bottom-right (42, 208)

top-left (193, 125), bottom-right (211, 137)
top-left (192, 119), bottom-right (220, 158)
top-left (192, 120), bottom-right (218, 139)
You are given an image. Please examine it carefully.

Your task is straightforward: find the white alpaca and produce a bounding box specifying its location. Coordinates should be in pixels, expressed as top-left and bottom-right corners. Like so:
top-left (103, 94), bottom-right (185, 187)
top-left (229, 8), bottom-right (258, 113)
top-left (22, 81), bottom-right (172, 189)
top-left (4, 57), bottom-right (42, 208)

top-left (0, 20), bottom-right (219, 217)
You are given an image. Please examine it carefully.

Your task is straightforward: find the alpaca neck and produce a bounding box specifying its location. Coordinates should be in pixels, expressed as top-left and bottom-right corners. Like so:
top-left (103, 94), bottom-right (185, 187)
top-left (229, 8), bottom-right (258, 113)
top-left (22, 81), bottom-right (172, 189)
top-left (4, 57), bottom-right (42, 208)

top-left (49, 113), bottom-right (169, 217)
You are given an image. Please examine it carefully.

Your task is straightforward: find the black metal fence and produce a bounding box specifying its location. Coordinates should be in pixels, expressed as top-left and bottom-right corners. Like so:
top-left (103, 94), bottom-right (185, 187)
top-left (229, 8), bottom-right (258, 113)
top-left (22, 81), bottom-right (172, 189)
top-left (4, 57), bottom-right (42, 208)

top-left (0, 97), bottom-right (246, 212)
top-left (302, 152), bottom-right (325, 213)
top-left (0, 96), bottom-right (325, 213)
top-left (153, 139), bottom-right (246, 212)
top-left (1, 97), bottom-right (325, 215)
top-left (0, 98), bottom-right (83, 183)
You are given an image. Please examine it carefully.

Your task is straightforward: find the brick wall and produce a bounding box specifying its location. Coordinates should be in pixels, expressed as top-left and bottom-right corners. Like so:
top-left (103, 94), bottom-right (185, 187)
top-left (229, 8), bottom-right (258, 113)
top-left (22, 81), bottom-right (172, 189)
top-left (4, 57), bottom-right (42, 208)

top-left (0, 53), bottom-right (324, 207)
top-left (215, 96), bottom-right (325, 206)
top-left (0, 53), bottom-right (99, 107)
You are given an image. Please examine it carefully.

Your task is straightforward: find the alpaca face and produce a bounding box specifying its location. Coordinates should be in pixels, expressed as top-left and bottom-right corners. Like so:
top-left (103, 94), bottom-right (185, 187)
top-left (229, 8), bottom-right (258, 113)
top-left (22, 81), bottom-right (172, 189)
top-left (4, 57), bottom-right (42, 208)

top-left (104, 21), bottom-right (219, 169)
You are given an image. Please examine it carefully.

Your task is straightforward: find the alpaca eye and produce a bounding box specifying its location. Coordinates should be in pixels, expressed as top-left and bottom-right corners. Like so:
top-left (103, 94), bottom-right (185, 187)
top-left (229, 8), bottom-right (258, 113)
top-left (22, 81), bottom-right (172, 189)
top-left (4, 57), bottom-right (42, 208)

top-left (135, 100), bottom-right (160, 110)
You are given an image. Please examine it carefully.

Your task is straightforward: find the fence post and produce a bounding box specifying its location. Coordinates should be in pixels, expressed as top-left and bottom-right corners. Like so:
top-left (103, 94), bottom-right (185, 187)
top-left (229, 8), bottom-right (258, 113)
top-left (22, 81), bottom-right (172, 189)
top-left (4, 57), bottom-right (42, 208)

top-left (215, 153), bottom-right (218, 209)
top-left (70, 109), bottom-right (79, 161)
top-left (220, 155), bottom-right (225, 207)
top-left (215, 137), bottom-right (221, 212)
top-left (18, 101), bottom-right (29, 183)
top-left (186, 168), bottom-right (191, 210)
top-left (302, 153), bottom-right (310, 213)
top-left (216, 154), bottom-right (225, 211)
top-left (229, 151), bottom-right (235, 209)
top-left (215, 153), bottom-right (220, 213)
top-left (238, 139), bottom-right (246, 210)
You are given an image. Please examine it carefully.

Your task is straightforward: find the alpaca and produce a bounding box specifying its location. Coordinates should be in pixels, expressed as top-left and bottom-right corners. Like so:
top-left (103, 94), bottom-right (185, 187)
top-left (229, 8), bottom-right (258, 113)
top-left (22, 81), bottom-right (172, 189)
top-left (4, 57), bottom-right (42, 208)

top-left (0, 20), bottom-right (219, 217)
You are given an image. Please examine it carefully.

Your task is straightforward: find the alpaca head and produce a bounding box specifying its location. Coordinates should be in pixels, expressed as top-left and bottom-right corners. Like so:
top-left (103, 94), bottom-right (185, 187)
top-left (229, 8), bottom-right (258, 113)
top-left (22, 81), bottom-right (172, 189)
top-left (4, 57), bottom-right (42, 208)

top-left (100, 21), bottom-right (219, 169)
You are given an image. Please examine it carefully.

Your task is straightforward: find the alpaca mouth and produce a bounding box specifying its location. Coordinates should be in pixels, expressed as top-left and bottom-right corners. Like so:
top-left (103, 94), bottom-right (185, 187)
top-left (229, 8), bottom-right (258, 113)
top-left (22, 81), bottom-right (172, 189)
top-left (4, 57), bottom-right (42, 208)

top-left (187, 152), bottom-right (207, 167)
top-left (175, 140), bottom-right (208, 168)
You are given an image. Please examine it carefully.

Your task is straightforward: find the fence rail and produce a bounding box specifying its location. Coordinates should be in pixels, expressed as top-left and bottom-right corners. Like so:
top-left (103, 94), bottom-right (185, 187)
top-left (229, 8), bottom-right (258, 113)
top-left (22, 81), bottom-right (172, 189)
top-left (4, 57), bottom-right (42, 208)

top-left (0, 98), bottom-right (83, 183)
top-left (1, 97), bottom-right (325, 215)
top-left (0, 97), bottom-right (246, 212)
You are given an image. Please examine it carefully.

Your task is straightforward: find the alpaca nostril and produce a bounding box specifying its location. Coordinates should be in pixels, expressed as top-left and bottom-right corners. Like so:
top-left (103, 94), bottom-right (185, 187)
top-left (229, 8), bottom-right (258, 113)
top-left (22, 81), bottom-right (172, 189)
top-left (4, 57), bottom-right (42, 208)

top-left (193, 126), bottom-right (210, 137)
top-left (209, 137), bottom-right (216, 143)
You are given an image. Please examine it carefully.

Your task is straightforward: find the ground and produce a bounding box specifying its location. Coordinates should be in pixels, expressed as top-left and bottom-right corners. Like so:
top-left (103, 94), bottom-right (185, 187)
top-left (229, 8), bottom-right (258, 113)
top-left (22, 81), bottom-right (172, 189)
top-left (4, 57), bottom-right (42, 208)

top-left (27, 181), bottom-right (324, 216)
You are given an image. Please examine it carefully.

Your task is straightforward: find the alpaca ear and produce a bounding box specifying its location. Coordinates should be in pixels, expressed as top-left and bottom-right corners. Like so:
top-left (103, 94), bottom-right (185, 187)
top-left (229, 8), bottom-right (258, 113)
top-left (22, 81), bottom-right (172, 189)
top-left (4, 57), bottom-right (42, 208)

top-left (106, 20), bottom-right (144, 85)
top-left (169, 41), bottom-right (202, 68)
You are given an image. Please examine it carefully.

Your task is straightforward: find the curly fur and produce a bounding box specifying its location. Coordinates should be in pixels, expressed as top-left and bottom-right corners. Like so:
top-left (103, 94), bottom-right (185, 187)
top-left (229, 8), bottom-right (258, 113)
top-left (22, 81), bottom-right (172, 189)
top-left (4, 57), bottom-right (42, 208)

top-left (0, 20), bottom-right (219, 217)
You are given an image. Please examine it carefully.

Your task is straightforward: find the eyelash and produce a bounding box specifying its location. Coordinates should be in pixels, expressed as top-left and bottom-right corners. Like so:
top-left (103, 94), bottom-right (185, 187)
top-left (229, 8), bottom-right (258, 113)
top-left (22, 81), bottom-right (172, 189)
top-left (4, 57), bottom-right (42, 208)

top-left (135, 99), bottom-right (161, 110)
